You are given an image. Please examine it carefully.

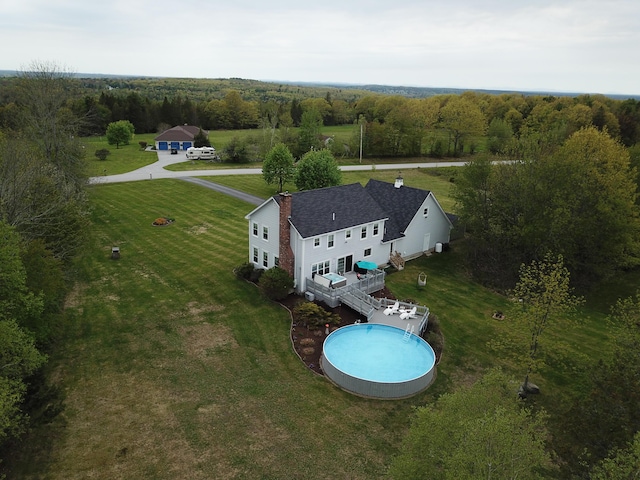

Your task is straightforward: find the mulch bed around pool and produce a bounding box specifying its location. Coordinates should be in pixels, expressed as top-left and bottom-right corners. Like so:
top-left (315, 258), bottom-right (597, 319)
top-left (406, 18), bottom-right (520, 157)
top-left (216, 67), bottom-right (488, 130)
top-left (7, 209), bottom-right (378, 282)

top-left (282, 287), bottom-right (397, 375)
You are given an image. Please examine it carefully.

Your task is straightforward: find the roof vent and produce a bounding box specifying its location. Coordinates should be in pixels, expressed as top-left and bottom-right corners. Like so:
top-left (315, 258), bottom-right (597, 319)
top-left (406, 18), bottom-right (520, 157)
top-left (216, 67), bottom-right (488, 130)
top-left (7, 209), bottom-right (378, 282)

top-left (332, 212), bottom-right (336, 221)
top-left (394, 173), bottom-right (404, 188)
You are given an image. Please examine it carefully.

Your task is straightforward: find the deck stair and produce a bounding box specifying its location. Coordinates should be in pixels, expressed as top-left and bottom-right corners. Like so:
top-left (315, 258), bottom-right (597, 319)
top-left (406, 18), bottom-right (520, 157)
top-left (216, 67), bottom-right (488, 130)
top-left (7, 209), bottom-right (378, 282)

top-left (389, 251), bottom-right (405, 271)
top-left (340, 288), bottom-right (382, 321)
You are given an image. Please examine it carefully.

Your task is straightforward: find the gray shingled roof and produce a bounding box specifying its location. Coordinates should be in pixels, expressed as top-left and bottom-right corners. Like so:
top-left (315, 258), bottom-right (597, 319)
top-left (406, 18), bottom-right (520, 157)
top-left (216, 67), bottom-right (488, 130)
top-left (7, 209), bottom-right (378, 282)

top-left (154, 125), bottom-right (205, 142)
top-left (364, 179), bottom-right (430, 242)
top-left (275, 183), bottom-right (388, 238)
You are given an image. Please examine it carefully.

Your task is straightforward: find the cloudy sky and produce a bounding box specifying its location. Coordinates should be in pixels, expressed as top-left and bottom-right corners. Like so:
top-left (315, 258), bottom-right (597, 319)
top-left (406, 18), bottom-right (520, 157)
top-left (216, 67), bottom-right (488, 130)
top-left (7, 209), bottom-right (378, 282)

top-left (1, 0), bottom-right (639, 95)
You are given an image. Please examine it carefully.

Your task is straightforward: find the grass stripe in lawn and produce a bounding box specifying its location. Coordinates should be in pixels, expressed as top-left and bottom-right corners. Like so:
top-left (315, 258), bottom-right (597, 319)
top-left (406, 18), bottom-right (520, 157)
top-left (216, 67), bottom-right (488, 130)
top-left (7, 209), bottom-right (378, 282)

top-left (14, 179), bottom-right (420, 479)
top-left (7, 176), bottom-right (627, 478)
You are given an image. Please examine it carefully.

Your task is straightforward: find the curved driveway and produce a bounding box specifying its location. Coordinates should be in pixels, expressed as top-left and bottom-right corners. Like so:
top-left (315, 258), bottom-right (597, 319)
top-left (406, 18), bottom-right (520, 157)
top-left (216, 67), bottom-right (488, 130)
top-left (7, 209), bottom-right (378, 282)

top-left (89, 150), bottom-right (468, 205)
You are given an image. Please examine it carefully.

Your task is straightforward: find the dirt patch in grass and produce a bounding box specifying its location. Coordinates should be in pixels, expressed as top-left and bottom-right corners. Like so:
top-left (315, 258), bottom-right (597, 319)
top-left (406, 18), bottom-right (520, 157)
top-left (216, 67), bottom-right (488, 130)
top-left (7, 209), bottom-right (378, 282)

top-left (187, 223), bottom-right (213, 235)
top-left (178, 322), bottom-right (238, 358)
top-left (53, 372), bottom-right (238, 479)
top-left (185, 301), bottom-right (225, 316)
top-left (63, 282), bottom-right (86, 310)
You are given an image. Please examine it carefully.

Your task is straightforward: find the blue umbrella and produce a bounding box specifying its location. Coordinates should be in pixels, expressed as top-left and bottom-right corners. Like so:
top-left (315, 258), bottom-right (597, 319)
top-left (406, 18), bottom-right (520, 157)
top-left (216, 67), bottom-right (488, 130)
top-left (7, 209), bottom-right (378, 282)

top-left (356, 260), bottom-right (378, 270)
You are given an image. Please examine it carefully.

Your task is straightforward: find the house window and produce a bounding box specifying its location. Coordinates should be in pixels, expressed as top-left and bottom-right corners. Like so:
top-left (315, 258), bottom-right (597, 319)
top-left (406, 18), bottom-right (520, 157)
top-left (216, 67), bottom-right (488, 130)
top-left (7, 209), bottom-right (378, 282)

top-left (423, 207), bottom-right (429, 217)
top-left (361, 226), bottom-right (367, 239)
top-left (263, 226), bottom-right (269, 240)
top-left (345, 229), bottom-right (352, 240)
top-left (373, 223), bottom-right (379, 236)
top-left (252, 222), bottom-right (258, 237)
top-left (253, 247), bottom-right (259, 263)
top-left (328, 234), bottom-right (334, 249)
top-left (274, 256), bottom-right (279, 267)
top-left (263, 251), bottom-right (269, 268)
top-left (364, 248), bottom-right (372, 257)
top-left (312, 260), bottom-right (330, 276)
top-left (314, 237), bottom-right (320, 248)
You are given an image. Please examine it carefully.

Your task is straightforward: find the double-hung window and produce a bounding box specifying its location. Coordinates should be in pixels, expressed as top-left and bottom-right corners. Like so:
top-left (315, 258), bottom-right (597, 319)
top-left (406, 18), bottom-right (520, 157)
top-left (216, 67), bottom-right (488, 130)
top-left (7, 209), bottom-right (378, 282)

top-left (361, 226), bottom-right (367, 239)
top-left (328, 234), bottom-right (334, 249)
top-left (263, 226), bottom-right (269, 240)
top-left (252, 222), bottom-right (258, 237)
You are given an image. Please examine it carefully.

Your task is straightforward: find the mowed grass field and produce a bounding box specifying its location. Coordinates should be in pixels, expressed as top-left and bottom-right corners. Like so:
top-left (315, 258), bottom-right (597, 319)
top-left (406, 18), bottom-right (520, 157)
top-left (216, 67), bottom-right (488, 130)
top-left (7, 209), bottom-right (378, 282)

top-left (6, 167), bottom-right (627, 478)
top-left (13, 180), bottom-right (435, 479)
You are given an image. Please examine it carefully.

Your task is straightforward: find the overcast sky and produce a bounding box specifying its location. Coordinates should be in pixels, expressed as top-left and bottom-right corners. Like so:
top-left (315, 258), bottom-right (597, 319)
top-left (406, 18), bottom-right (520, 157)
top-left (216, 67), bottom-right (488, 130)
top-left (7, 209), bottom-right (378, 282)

top-left (1, 0), bottom-right (639, 95)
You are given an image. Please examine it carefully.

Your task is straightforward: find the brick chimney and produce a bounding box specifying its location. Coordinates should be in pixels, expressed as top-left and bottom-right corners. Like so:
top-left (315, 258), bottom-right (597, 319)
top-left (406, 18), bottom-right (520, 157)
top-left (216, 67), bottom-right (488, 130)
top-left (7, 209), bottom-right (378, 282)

top-left (278, 192), bottom-right (295, 277)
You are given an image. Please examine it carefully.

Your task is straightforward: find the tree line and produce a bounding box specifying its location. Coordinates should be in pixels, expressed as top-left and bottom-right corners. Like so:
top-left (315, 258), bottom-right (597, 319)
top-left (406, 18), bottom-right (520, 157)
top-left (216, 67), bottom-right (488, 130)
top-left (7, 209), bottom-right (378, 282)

top-left (0, 63), bottom-right (88, 461)
top-left (1, 76), bottom-right (640, 161)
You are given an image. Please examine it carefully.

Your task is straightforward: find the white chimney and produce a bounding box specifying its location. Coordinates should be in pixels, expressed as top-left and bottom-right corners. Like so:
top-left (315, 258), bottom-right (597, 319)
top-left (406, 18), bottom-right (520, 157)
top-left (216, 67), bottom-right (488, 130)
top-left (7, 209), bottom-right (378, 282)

top-left (394, 173), bottom-right (404, 188)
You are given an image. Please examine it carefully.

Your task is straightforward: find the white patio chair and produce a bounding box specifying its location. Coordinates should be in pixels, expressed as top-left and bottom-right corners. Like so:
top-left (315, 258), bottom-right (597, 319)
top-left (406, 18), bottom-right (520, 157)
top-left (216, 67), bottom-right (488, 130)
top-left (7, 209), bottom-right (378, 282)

top-left (383, 301), bottom-right (400, 316)
top-left (400, 306), bottom-right (417, 320)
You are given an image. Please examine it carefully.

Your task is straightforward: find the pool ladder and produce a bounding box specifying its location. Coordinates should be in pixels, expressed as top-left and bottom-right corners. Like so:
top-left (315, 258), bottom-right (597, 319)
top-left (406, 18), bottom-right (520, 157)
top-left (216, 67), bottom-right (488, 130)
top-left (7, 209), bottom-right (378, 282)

top-left (403, 324), bottom-right (415, 342)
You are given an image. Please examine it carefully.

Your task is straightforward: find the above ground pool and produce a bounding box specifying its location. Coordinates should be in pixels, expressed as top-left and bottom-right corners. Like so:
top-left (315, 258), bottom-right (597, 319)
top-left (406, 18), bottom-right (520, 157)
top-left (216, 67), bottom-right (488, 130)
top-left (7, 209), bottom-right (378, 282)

top-left (321, 323), bottom-right (436, 399)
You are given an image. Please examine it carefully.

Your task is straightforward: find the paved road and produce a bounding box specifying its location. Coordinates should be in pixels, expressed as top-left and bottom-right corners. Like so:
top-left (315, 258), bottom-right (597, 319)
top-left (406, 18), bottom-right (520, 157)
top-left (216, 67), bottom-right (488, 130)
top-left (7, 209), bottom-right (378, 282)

top-left (90, 150), bottom-right (468, 185)
top-left (88, 150), bottom-right (468, 205)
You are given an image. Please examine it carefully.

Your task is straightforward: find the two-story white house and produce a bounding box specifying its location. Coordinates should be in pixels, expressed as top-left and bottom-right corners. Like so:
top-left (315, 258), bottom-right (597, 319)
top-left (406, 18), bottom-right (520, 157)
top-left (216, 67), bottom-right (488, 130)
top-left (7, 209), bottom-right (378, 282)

top-left (245, 177), bottom-right (453, 293)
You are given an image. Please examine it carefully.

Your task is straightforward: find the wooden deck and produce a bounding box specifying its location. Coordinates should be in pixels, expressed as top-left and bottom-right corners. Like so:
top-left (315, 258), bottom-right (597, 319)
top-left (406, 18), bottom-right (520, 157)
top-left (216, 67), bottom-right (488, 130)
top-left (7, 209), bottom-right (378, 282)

top-left (305, 270), bottom-right (429, 334)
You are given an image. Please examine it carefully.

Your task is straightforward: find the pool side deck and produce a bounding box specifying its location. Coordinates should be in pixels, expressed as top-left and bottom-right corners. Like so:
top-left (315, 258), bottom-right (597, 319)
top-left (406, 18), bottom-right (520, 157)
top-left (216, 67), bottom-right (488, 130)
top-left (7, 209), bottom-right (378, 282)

top-left (340, 271), bottom-right (426, 332)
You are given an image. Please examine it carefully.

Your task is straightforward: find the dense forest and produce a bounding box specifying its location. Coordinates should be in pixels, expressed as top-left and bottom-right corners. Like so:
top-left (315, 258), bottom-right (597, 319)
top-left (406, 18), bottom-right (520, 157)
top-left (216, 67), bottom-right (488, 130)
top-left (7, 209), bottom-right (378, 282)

top-left (1, 74), bottom-right (640, 158)
top-left (1, 66), bottom-right (640, 478)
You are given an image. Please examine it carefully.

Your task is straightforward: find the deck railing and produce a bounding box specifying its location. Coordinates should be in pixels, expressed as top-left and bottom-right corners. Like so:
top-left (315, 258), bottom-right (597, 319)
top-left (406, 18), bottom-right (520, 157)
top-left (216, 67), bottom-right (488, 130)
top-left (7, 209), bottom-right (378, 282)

top-left (305, 269), bottom-right (385, 309)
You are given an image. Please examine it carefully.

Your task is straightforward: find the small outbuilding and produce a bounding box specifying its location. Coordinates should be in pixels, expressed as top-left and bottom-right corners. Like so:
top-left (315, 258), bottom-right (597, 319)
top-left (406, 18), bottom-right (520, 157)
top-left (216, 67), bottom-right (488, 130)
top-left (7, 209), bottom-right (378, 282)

top-left (154, 125), bottom-right (208, 151)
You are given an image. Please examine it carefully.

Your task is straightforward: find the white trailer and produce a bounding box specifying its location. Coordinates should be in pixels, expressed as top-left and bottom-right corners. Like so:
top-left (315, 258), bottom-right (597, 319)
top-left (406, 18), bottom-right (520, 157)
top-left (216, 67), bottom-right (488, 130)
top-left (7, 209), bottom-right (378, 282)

top-left (186, 146), bottom-right (218, 160)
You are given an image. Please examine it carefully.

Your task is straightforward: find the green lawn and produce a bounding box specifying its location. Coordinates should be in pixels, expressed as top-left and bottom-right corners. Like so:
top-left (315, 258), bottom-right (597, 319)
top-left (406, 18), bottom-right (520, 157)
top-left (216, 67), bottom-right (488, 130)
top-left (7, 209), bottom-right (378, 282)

top-left (5, 167), bottom-right (629, 478)
top-left (8, 180), bottom-right (428, 479)
top-left (82, 134), bottom-right (158, 176)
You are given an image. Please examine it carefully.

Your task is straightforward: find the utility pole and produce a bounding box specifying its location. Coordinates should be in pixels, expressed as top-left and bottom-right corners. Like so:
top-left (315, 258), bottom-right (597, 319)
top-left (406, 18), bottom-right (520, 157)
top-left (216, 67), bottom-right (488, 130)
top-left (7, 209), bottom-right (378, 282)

top-left (359, 116), bottom-right (364, 164)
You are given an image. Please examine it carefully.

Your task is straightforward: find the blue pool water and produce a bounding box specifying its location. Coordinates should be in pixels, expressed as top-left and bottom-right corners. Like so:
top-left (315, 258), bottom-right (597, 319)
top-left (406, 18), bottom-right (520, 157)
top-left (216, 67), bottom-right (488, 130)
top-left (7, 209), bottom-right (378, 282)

top-left (323, 324), bottom-right (435, 383)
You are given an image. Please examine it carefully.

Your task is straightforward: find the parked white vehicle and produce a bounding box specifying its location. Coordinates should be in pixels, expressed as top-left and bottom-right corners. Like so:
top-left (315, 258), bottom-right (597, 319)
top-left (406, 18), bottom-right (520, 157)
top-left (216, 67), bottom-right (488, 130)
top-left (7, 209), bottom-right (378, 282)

top-left (186, 146), bottom-right (218, 160)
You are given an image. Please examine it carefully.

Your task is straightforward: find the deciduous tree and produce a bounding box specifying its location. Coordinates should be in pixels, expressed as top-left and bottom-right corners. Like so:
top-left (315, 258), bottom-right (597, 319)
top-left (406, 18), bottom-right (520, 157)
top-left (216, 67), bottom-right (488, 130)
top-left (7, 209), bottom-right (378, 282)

top-left (389, 369), bottom-right (554, 480)
top-left (511, 253), bottom-right (582, 395)
top-left (453, 127), bottom-right (640, 287)
top-left (15, 61), bottom-right (86, 188)
top-left (591, 432), bottom-right (640, 480)
top-left (296, 109), bottom-right (323, 157)
top-left (553, 291), bottom-right (640, 478)
top-left (0, 222), bottom-right (47, 445)
top-left (294, 149), bottom-right (341, 191)
top-left (106, 120), bottom-right (135, 148)
top-left (439, 96), bottom-right (486, 155)
top-left (263, 143), bottom-right (294, 192)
